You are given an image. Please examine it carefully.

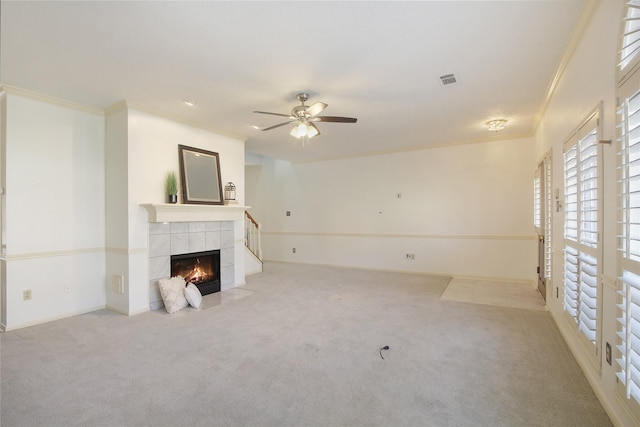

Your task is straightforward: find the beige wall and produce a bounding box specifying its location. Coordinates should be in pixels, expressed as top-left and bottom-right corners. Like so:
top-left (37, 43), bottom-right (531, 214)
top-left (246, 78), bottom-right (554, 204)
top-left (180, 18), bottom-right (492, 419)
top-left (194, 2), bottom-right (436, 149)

top-left (247, 136), bottom-right (536, 282)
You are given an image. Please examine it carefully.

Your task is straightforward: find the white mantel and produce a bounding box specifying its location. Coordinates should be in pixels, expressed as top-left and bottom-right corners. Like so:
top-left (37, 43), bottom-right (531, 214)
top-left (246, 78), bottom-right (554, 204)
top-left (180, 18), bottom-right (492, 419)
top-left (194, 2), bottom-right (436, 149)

top-left (141, 203), bottom-right (250, 223)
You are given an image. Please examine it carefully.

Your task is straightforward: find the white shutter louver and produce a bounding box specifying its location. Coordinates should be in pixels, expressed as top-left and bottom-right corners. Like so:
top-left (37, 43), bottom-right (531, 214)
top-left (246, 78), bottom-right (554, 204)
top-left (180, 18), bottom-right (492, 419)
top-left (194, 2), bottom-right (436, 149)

top-left (534, 171), bottom-right (541, 231)
top-left (563, 112), bottom-right (599, 346)
top-left (621, 0), bottom-right (640, 76)
top-left (617, 87), bottom-right (640, 405)
top-left (544, 157), bottom-right (553, 281)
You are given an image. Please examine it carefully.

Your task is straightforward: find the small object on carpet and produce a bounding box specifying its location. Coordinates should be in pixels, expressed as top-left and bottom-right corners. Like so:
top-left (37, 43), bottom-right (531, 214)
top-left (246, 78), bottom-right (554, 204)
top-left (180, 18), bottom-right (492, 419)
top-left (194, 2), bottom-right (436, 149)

top-left (380, 345), bottom-right (390, 359)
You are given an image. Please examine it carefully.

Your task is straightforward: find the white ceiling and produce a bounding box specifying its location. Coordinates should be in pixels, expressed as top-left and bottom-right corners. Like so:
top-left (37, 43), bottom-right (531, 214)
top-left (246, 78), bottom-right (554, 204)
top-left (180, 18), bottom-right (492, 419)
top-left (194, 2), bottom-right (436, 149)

top-left (1, 1), bottom-right (587, 163)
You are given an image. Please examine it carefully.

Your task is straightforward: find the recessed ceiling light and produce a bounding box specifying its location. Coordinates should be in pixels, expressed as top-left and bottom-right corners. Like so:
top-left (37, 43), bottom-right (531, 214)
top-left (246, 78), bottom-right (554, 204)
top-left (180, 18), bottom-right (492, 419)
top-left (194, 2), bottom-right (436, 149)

top-left (486, 119), bottom-right (507, 132)
top-left (183, 100), bottom-right (197, 107)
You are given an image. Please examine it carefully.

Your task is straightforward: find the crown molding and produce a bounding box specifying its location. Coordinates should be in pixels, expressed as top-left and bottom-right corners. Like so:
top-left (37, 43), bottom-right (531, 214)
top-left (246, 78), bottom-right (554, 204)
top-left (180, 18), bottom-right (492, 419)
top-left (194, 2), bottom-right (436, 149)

top-left (533, 0), bottom-right (600, 134)
top-left (1, 85), bottom-right (247, 142)
top-left (0, 84), bottom-right (104, 116)
top-left (110, 100), bottom-right (246, 142)
top-left (291, 131), bottom-right (534, 165)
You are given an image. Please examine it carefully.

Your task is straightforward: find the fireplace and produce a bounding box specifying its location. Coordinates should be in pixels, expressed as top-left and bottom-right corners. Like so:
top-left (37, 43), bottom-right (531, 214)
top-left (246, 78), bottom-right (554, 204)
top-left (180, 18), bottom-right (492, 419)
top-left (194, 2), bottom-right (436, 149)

top-left (171, 250), bottom-right (221, 296)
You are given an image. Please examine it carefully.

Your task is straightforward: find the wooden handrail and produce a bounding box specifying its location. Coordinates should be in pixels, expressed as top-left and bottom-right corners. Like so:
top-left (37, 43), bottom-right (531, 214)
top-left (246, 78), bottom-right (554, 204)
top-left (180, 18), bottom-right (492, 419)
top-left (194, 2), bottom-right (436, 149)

top-left (245, 211), bottom-right (259, 228)
top-left (244, 210), bottom-right (262, 262)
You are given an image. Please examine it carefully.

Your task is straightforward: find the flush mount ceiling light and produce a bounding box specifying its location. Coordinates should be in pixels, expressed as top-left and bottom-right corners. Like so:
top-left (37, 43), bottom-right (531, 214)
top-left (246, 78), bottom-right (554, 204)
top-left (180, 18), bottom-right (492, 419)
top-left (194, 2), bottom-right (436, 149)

top-left (253, 93), bottom-right (357, 141)
top-left (486, 119), bottom-right (507, 132)
top-left (183, 100), bottom-right (197, 107)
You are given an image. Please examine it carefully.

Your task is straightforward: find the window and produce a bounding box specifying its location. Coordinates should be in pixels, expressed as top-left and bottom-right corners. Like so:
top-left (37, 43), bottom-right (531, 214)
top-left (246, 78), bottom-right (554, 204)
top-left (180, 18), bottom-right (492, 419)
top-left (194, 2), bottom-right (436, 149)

top-left (534, 154), bottom-right (553, 285)
top-left (534, 170), bottom-right (541, 230)
top-left (615, 0), bottom-right (640, 412)
top-left (563, 109), bottom-right (600, 348)
top-left (543, 157), bottom-right (553, 283)
top-left (620, 0), bottom-right (640, 83)
top-left (617, 87), bottom-right (640, 404)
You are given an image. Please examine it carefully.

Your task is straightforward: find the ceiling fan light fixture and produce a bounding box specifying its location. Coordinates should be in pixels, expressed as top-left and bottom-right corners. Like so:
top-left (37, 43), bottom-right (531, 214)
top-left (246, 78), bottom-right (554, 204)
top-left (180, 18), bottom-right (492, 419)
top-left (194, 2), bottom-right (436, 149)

top-left (486, 119), bottom-right (507, 132)
top-left (290, 121), bottom-right (320, 139)
top-left (254, 93), bottom-right (357, 140)
top-left (290, 122), bottom-right (307, 139)
top-left (307, 123), bottom-right (319, 138)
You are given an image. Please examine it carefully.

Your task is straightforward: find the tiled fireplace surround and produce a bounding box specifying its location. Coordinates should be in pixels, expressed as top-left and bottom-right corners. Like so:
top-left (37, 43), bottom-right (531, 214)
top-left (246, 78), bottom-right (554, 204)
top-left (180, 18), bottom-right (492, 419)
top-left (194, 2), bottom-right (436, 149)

top-left (147, 221), bottom-right (235, 310)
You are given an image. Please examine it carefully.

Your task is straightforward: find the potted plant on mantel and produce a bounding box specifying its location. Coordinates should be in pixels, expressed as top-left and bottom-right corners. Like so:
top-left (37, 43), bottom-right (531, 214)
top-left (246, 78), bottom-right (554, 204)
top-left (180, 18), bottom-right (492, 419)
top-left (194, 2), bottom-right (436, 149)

top-left (166, 171), bottom-right (178, 204)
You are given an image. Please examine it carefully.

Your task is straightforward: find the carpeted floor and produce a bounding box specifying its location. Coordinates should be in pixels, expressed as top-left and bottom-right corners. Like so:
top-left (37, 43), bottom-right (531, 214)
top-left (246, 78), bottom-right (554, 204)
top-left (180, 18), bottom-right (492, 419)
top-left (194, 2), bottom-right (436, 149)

top-left (440, 277), bottom-right (546, 310)
top-left (0, 262), bottom-right (611, 426)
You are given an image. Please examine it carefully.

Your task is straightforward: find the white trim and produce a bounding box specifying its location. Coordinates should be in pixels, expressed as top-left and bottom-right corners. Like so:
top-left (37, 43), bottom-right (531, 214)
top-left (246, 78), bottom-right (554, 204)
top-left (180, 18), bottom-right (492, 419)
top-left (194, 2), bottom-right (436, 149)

top-left (291, 132), bottom-right (534, 165)
top-left (550, 307), bottom-right (626, 427)
top-left (141, 203), bottom-right (249, 223)
top-left (535, 0), bottom-right (600, 132)
top-left (105, 247), bottom-right (147, 255)
top-left (106, 304), bottom-right (149, 317)
top-left (2, 305), bottom-right (106, 332)
top-left (1, 247), bottom-right (105, 261)
top-left (0, 84), bottom-right (104, 115)
top-left (106, 100), bottom-right (245, 141)
top-left (262, 231), bottom-right (535, 241)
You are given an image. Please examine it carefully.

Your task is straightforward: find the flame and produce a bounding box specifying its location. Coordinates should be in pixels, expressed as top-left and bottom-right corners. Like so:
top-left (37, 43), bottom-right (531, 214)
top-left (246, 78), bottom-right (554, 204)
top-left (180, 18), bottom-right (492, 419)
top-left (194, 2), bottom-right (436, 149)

top-left (184, 258), bottom-right (209, 284)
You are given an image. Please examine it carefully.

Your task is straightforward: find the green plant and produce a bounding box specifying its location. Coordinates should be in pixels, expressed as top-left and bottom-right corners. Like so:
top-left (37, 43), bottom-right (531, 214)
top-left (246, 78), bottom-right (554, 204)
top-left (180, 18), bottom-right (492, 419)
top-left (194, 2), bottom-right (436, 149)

top-left (166, 171), bottom-right (178, 195)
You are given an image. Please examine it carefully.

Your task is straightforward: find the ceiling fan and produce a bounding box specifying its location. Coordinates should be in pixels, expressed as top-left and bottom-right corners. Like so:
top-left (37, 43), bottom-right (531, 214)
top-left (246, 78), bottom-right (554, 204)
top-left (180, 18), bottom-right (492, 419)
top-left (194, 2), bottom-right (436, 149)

top-left (253, 93), bottom-right (357, 139)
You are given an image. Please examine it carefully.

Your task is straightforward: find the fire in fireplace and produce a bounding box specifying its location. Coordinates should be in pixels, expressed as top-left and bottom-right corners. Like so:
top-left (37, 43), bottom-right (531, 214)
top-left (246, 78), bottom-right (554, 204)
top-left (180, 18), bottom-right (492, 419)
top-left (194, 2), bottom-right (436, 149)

top-left (171, 250), bottom-right (221, 296)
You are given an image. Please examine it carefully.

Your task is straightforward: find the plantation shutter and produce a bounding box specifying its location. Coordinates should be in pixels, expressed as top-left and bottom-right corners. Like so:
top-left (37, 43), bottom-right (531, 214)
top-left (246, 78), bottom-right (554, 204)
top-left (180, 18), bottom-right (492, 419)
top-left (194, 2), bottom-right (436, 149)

top-left (563, 113), bottom-right (599, 345)
top-left (620, 0), bottom-right (640, 80)
top-left (617, 87), bottom-right (640, 404)
top-left (544, 156), bottom-right (553, 281)
top-left (534, 169), bottom-right (542, 231)
top-left (617, 271), bottom-right (640, 403)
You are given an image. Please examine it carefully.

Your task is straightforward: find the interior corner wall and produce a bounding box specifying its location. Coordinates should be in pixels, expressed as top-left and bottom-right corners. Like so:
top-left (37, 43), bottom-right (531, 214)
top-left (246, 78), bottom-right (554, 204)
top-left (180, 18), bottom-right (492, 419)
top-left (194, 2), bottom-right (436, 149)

top-left (246, 136), bottom-right (536, 282)
top-left (2, 93), bottom-right (106, 330)
top-left (105, 107), bottom-right (130, 314)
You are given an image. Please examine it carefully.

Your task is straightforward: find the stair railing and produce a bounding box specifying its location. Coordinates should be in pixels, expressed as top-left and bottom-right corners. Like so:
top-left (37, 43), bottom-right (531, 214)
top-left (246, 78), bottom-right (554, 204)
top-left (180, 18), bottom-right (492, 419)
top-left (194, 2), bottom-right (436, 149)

top-left (244, 211), bottom-right (262, 260)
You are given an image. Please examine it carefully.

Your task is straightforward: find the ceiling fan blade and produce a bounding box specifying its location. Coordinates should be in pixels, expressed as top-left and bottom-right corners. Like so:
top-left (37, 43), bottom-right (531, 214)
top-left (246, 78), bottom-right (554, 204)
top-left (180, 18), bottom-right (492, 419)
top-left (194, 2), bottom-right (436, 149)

top-left (306, 102), bottom-right (328, 117)
top-left (253, 111), bottom-right (293, 118)
top-left (260, 121), bottom-right (296, 131)
top-left (315, 116), bottom-right (358, 123)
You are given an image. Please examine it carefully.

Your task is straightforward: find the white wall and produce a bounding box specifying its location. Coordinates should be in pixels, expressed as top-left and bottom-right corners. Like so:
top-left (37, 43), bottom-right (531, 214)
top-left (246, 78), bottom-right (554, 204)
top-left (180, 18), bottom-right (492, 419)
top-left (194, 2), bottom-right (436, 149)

top-left (0, 93), bottom-right (246, 328)
top-left (106, 105), bottom-right (246, 315)
top-left (247, 136), bottom-right (536, 282)
top-left (534, 0), bottom-right (638, 425)
top-left (1, 91), bottom-right (106, 330)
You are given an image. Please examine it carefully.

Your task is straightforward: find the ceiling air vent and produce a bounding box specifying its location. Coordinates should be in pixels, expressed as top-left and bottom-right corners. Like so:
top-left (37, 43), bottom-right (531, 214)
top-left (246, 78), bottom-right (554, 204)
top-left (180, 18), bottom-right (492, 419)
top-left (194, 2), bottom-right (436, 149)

top-left (439, 73), bottom-right (457, 86)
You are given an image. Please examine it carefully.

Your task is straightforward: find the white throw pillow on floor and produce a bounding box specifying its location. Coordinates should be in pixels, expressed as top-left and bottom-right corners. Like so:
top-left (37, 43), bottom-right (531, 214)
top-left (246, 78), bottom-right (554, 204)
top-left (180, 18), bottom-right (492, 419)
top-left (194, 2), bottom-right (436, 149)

top-left (184, 283), bottom-right (202, 309)
top-left (158, 276), bottom-right (189, 314)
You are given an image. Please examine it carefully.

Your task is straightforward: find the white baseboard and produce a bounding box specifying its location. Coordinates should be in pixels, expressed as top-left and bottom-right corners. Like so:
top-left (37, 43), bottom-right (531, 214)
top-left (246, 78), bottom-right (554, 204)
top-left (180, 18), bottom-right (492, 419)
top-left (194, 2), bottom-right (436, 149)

top-left (2, 305), bottom-right (106, 332)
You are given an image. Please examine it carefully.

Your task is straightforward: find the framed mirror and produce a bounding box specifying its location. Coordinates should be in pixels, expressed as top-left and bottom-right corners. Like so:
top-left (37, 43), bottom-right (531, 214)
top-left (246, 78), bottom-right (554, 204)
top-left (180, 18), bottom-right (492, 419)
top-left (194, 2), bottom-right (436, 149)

top-left (178, 145), bottom-right (224, 205)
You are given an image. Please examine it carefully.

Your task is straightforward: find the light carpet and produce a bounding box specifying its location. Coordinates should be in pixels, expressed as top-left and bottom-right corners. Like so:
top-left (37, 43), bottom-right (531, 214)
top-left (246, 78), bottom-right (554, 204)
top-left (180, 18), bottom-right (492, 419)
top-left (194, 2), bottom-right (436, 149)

top-left (440, 277), bottom-right (546, 311)
top-left (0, 262), bottom-right (611, 426)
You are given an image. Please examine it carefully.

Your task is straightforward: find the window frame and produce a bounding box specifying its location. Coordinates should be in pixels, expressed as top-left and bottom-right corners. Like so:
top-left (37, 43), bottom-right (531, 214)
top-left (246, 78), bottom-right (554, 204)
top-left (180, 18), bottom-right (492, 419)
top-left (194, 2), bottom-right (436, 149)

top-left (562, 105), bottom-right (603, 365)
top-left (616, 63), bottom-right (640, 414)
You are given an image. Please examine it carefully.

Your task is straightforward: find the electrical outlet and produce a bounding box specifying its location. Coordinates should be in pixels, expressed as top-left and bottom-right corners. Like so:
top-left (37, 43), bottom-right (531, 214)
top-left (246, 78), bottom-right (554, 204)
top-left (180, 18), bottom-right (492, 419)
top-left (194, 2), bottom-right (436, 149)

top-left (396, 193), bottom-right (402, 199)
top-left (292, 248), bottom-right (296, 254)
top-left (23, 290), bottom-right (32, 301)
top-left (405, 254), bottom-right (415, 260)
top-left (64, 284), bottom-right (71, 293)
top-left (286, 211), bottom-right (291, 216)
